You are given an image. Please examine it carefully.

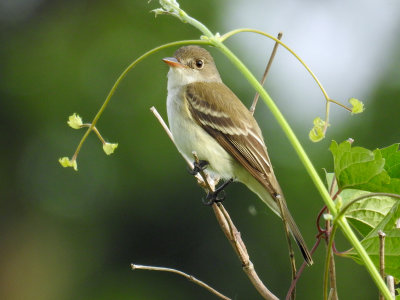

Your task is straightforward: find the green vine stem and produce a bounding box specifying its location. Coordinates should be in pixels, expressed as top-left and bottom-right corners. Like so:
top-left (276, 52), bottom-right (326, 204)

top-left (221, 28), bottom-right (352, 136)
top-left (324, 218), bottom-right (338, 300)
top-left (218, 36), bottom-right (392, 300)
top-left (61, 1), bottom-right (391, 297)
top-left (154, 1), bottom-right (391, 298)
top-left (68, 39), bottom-right (210, 163)
top-left (213, 43), bottom-right (393, 298)
top-left (220, 29), bottom-right (330, 102)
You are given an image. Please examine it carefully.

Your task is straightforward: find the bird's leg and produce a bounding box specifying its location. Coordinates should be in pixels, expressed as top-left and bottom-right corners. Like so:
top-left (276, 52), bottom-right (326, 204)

top-left (203, 178), bottom-right (234, 206)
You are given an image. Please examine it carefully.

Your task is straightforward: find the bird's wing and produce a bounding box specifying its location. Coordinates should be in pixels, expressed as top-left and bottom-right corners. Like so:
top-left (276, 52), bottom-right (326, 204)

top-left (185, 81), bottom-right (281, 197)
top-left (185, 82), bottom-right (314, 265)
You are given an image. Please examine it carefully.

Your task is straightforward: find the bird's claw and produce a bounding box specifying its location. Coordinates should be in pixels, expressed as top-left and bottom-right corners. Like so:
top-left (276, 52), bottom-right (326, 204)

top-left (201, 178), bottom-right (233, 206)
top-left (202, 190), bottom-right (226, 206)
top-left (187, 160), bottom-right (209, 175)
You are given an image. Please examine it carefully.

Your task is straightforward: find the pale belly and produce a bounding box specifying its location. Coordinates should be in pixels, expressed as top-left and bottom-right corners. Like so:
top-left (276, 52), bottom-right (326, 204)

top-left (165, 89), bottom-right (279, 215)
top-left (166, 92), bottom-right (235, 180)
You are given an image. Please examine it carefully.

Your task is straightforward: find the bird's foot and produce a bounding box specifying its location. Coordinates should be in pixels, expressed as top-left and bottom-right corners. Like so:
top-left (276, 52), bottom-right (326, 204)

top-left (202, 178), bottom-right (233, 206)
top-left (188, 160), bottom-right (209, 175)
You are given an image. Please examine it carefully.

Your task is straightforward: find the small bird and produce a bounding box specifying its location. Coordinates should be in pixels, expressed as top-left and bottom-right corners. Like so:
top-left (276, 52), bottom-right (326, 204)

top-left (163, 45), bottom-right (313, 265)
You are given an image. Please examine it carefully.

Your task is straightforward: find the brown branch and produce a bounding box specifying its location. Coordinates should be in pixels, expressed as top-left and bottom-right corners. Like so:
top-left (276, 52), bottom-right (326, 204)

top-left (386, 276), bottom-right (395, 298)
top-left (277, 195), bottom-right (297, 300)
top-left (207, 183), bottom-right (278, 300)
top-left (250, 32), bottom-right (283, 114)
top-left (131, 264), bottom-right (231, 300)
top-left (286, 234), bottom-right (323, 300)
top-left (151, 106), bottom-right (278, 300)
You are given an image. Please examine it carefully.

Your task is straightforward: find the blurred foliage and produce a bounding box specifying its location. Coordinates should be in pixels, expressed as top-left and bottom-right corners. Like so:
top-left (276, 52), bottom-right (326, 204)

top-left (0, 0), bottom-right (399, 299)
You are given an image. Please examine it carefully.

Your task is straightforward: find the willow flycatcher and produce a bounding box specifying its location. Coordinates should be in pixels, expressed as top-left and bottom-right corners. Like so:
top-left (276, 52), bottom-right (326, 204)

top-left (163, 45), bottom-right (313, 265)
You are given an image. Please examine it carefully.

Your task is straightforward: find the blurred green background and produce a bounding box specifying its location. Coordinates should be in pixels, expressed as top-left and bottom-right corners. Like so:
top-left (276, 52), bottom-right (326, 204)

top-left (1, 0), bottom-right (399, 299)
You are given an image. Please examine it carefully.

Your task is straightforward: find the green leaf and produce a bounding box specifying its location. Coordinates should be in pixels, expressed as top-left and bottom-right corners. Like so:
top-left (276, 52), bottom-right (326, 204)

top-left (345, 201), bottom-right (400, 280)
top-left (329, 141), bottom-right (400, 193)
top-left (340, 189), bottom-right (397, 237)
top-left (325, 171), bottom-right (337, 194)
top-left (325, 171), bottom-right (396, 236)
top-left (380, 144), bottom-right (400, 178)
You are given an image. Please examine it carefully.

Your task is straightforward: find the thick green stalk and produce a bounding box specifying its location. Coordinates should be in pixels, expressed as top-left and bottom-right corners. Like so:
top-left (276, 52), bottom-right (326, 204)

top-left (213, 43), bottom-right (335, 211)
top-left (212, 41), bottom-right (392, 300)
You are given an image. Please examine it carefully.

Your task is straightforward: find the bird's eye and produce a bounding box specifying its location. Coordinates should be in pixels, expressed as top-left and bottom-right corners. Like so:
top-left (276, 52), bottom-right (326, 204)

top-left (195, 59), bottom-right (204, 69)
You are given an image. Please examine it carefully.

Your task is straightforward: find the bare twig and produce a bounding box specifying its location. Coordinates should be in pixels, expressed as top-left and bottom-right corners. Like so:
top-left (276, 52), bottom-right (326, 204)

top-left (192, 152), bottom-right (278, 300)
top-left (192, 152), bottom-right (216, 192)
top-left (150, 106), bottom-right (209, 188)
top-left (131, 264), bottom-right (231, 300)
top-left (277, 195), bottom-right (297, 300)
top-left (386, 276), bottom-right (395, 298)
top-left (286, 235), bottom-right (323, 300)
top-left (250, 32), bottom-right (283, 114)
top-left (150, 107), bottom-right (174, 143)
top-left (211, 202), bottom-right (277, 298)
top-left (328, 288), bottom-right (335, 300)
top-left (151, 106), bottom-right (278, 300)
top-left (378, 230), bottom-right (386, 300)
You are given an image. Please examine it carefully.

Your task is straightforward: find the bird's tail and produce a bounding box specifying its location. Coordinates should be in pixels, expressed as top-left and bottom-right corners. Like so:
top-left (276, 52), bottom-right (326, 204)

top-left (281, 201), bottom-right (313, 265)
top-left (239, 175), bottom-right (313, 265)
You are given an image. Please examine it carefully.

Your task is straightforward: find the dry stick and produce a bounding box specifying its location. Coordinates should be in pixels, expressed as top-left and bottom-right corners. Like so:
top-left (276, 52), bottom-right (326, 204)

top-left (150, 107), bottom-right (208, 189)
top-left (378, 230), bottom-right (386, 300)
top-left (192, 153), bottom-right (278, 300)
top-left (386, 276), bottom-right (395, 298)
top-left (250, 32), bottom-right (283, 114)
top-left (327, 288), bottom-right (335, 300)
top-left (249, 32), bottom-right (298, 299)
top-left (286, 236), bottom-right (323, 300)
top-left (277, 195), bottom-right (297, 300)
top-left (131, 264), bottom-right (230, 300)
top-left (151, 107), bottom-right (278, 300)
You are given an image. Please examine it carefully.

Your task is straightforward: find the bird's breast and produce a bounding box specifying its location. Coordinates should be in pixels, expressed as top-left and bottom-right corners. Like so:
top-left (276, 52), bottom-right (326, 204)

top-left (166, 87), bottom-right (235, 179)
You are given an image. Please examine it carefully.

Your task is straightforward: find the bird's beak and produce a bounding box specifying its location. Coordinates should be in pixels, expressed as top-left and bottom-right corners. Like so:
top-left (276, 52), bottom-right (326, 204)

top-left (162, 57), bottom-right (185, 68)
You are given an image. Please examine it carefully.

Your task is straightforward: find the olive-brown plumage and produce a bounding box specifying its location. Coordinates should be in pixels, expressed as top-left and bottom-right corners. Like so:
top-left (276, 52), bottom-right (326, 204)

top-left (164, 45), bottom-right (313, 265)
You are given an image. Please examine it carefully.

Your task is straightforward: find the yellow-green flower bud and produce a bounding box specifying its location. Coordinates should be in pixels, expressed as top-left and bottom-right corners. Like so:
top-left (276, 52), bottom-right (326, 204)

top-left (67, 113), bottom-right (83, 129)
top-left (103, 142), bottom-right (118, 155)
top-left (58, 157), bottom-right (78, 171)
top-left (309, 117), bottom-right (328, 142)
top-left (349, 98), bottom-right (364, 115)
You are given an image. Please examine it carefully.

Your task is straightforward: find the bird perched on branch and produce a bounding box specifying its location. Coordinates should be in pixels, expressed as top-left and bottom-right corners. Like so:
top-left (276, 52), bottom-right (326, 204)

top-left (163, 45), bottom-right (313, 265)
